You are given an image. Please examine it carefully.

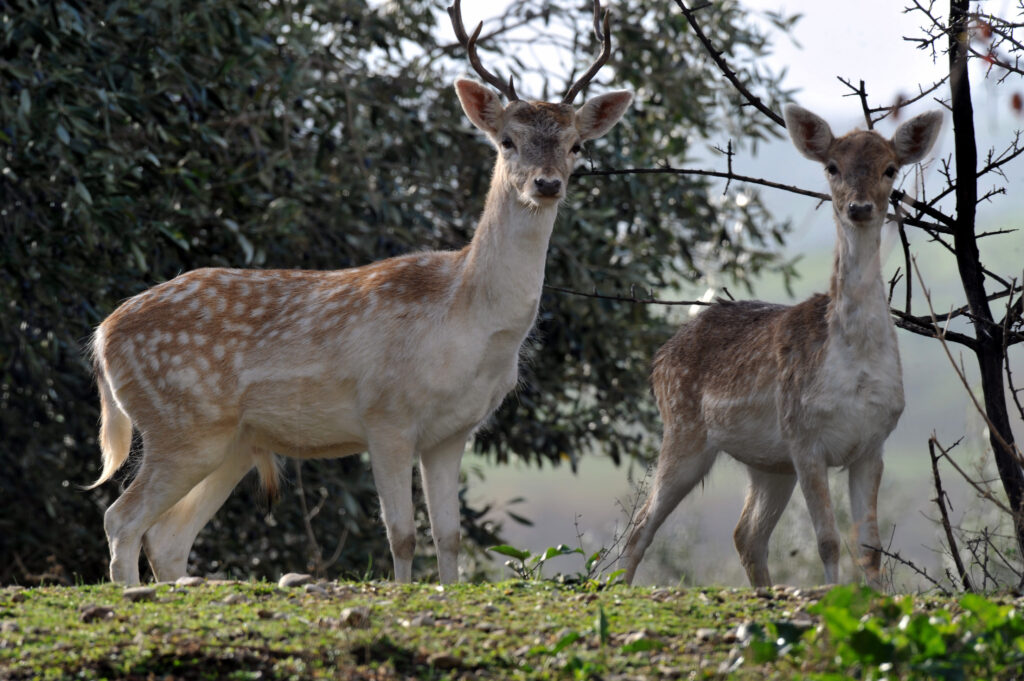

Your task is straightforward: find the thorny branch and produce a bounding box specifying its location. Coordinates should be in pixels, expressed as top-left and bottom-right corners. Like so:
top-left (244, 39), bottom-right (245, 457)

top-left (929, 436), bottom-right (974, 591)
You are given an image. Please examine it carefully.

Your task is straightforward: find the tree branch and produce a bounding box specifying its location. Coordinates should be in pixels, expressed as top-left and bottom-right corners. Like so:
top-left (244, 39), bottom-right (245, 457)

top-left (671, 0), bottom-right (785, 128)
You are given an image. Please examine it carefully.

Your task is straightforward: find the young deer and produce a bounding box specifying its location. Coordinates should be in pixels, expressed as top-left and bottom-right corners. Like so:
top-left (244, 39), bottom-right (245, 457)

top-left (89, 0), bottom-right (631, 586)
top-left (621, 105), bottom-right (942, 587)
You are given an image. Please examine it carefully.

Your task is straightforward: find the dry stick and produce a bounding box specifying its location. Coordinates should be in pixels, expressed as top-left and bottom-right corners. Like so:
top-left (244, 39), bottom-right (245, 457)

top-left (876, 545), bottom-right (950, 594)
top-left (929, 435), bottom-right (975, 591)
top-left (542, 283), bottom-right (714, 307)
top-left (294, 460), bottom-right (325, 577)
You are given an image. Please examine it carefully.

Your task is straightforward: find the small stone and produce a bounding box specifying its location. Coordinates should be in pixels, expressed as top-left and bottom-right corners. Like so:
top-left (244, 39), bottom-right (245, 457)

top-left (695, 628), bottom-right (717, 642)
top-left (427, 653), bottom-right (461, 669)
top-left (80, 606), bottom-right (114, 623)
top-left (476, 621), bottom-right (497, 632)
top-left (175, 576), bottom-right (205, 587)
top-left (408, 613), bottom-right (435, 627)
top-left (9, 592), bottom-right (25, 603)
top-left (257, 609), bottom-right (276, 620)
top-left (278, 573), bottom-right (313, 588)
top-left (303, 584), bottom-right (328, 596)
top-left (339, 606), bottom-right (370, 628)
top-left (123, 586), bottom-right (157, 602)
top-left (0, 620), bottom-right (21, 632)
top-left (221, 593), bottom-right (247, 605)
top-left (623, 629), bottom-right (655, 645)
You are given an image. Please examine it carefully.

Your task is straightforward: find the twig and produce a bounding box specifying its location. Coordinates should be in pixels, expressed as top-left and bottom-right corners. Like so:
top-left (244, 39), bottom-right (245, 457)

top-left (575, 164), bottom-right (829, 202)
top-left (929, 435), bottom-right (974, 591)
top-left (875, 545), bottom-right (951, 594)
top-left (671, 0), bottom-right (785, 128)
top-left (294, 461), bottom-right (325, 577)
top-left (543, 283), bottom-right (714, 307)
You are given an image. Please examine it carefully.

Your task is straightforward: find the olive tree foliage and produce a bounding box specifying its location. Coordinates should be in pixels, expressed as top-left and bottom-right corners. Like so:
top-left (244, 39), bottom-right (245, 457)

top-left (0, 0), bottom-right (794, 583)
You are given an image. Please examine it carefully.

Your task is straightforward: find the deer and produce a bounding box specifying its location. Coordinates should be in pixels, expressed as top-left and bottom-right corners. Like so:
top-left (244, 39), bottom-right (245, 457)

top-left (621, 104), bottom-right (942, 588)
top-left (87, 0), bottom-right (632, 586)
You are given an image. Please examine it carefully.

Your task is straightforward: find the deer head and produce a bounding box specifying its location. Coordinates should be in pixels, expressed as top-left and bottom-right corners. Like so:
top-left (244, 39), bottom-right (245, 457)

top-left (449, 0), bottom-right (632, 207)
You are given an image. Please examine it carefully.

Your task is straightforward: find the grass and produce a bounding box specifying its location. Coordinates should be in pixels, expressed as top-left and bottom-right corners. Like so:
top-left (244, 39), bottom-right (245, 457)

top-left (1, 579), bottom-right (1023, 680)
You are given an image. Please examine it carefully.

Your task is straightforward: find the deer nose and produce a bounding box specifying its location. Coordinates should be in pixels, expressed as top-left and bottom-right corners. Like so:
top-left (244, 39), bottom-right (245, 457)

top-left (847, 201), bottom-right (874, 222)
top-left (534, 177), bottom-right (562, 197)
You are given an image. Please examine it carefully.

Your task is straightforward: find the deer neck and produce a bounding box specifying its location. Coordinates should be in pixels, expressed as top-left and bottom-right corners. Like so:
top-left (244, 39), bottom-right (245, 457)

top-left (457, 168), bottom-right (559, 330)
top-left (827, 216), bottom-right (892, 348)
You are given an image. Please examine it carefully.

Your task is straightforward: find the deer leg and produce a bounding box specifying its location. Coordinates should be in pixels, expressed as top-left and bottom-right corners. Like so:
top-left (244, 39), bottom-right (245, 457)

top-left (794, 458), bottom-right (840, 585)
top-left (848, 452), bottom-right (884, 589)
top-left (104, 433), bottom-right (229, 585)
top-left (733, 468), bottom-right (797, 587)
top-left (621, 431), bottom-right (716, 584)
top-left (142, 445), bottom-right (255, 582)
top-left (369, 432), bottom-right (416, 583)
top-left (420, 432), bottom-right (469, 584)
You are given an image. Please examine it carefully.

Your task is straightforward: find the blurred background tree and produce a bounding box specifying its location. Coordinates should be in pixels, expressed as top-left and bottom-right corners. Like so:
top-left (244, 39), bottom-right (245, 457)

top-left (0, 0), bottom-right (793, 584)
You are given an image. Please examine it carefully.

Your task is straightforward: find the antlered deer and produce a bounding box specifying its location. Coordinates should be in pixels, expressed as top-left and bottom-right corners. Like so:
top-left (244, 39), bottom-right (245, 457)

top-left (621, 105), bottom-right (942, 587)
top-left (89, 0), bottom-right (631, 586)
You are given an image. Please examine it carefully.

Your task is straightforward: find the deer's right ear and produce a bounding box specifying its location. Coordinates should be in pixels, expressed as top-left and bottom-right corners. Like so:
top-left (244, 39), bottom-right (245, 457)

top-left (784, 104), bottom-right (834, 163)
top-left (456, 78), bottom-right (504, 139)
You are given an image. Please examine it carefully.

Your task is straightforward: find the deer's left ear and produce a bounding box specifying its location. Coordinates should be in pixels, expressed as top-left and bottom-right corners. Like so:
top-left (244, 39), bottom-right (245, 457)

top-left (456, 78), bottom-right (505, 139)
top-left (893, 110), bottom-right (943, 166)
top-left (575, 90), bottom-right (633, 141)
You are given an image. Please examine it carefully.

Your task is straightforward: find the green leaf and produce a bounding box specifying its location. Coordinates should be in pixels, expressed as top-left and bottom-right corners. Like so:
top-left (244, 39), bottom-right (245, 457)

top-left (74, 181), bottom-right (93, 205)
top-left (56, 124), bottom-right (70, 145)
top-left (488, 545), bottom-right (531, 561)
top-left (19, 88), bottom-right (31, 116)
top-left (550, 631), bottom-right (581, 655)
top-left (594, 606), bottom-right (609, 646)
top-left (620, 638), bottom-right (663, 654)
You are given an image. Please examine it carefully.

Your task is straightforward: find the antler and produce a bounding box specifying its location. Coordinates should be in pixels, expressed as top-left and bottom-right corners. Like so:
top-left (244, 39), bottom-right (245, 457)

top-left (562, 0), bottom-right (612, 104)
top-left (448, 0), bottom-right (519, 102)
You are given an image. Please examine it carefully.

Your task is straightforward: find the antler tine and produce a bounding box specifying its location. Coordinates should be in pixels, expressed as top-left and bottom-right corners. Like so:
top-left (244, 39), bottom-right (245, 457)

top-left (562, 0), bottom-right (613, 104)
top-left (448, 0), bottom-right (519, 102)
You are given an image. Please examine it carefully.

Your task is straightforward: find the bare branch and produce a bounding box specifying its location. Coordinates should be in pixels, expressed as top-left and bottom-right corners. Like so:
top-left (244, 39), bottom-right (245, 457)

top-left (543, 283), bottom-right (713, 307)
top-left (671, 0), bottom-right (785, 127)
top-left (929, 435), bottom-right (974, 591)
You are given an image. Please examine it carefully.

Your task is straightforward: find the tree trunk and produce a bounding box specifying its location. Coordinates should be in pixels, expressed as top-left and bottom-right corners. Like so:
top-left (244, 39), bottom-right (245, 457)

top-left (948, 0), bottom-right (1024, 567)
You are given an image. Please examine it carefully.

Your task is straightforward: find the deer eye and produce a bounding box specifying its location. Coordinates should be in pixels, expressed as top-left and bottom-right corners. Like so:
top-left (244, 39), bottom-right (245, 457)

top-left (570, 142), bottom-right (582, 154)
top-left (826, 161), bottom-right (839, 176)
top-left (884, 165), bottom-right (898, 178)
top-left (501, 137), bottom-right (515, 150)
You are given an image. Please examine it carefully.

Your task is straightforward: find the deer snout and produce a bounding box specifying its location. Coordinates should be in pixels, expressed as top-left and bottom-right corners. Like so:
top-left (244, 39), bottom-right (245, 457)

top-left (846, 201), bottom-right (875, 222)
top-left (533, 177), bottom-right (563, 198)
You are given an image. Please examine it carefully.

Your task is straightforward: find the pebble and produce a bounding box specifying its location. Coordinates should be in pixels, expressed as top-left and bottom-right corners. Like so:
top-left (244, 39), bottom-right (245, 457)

top-left (122, 586), bottom-right (157, 602)
top-left (278, 573), bottom-right (314, 588)
top-left (427, 653), bottom-right (461, 669)
top-left (221, 593), bottom-right (248, 605)
top-left (695, 627), bottom-right (717, 642)
top-left (175, 576), bottom-right (205, 587)
top-left (340, 606), bottom-right (370, 628)
top-left (80, 606), bottom-right (114, 623)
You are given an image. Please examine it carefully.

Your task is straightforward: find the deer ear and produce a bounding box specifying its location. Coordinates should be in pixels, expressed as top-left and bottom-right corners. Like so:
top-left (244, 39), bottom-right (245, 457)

top-left (893, 110), bottom-right (943, 166)
top-left (784, 104), bottom-right (834, 163)
top-left (455, 78), bottom-right (505, 138)
top-left (575, 90), bottom-right (633, 141)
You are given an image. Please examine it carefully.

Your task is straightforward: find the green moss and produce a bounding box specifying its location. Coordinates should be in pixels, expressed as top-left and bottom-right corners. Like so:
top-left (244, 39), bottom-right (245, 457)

top-left (1, 582), bottom-right (1022, 679)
